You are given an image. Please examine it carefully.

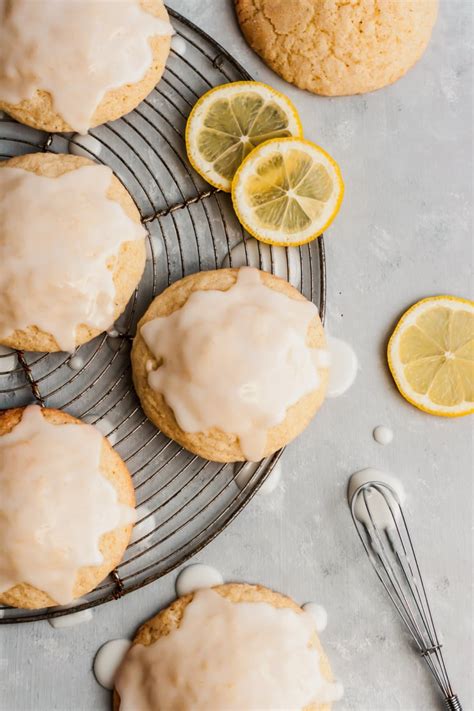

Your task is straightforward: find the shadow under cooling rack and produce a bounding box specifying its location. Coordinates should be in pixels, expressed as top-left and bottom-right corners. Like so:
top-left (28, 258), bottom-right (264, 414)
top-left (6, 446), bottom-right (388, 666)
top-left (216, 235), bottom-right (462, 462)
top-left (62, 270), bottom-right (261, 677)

top-left (0, 8), bottom-right (326, 623)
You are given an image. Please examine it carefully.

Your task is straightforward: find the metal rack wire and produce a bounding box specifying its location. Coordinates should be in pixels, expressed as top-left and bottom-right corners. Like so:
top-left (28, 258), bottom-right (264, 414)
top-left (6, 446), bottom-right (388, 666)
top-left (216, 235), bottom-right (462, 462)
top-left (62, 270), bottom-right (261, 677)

top-left (0, 8), bottom-right (326, 623)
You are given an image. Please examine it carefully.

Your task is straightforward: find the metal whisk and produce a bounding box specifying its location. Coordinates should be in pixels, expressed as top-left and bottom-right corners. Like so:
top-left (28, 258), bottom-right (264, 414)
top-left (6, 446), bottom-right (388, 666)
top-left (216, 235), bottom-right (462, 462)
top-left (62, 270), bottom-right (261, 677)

top-left (350, 480), bottom-right (462, 710)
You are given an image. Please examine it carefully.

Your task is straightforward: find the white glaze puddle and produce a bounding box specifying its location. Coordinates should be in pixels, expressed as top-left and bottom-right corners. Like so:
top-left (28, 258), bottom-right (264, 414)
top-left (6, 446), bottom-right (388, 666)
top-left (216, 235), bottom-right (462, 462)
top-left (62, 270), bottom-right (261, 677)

top-left (234, 460), bottom-right (282, 494)
top-left (222, 238), bottom-right (301, 289)
top-left (68, 355), bottom-right (84, 371)
top-left (94, 639), bottom-right (132, 690)
top-left (302, 602), bottom-right (327, 632)
top-left (130, 505), bottom-right (156, 548)
top-left (171, 35), bottom-right (187, 56)
top-left (325, 336), bottom-right (358, 397)
top-left (373, 425), bottom-right (393, 445)
top-left (175, 564), bottom-right (224, 597)
top-left (69, 133), bottom-right (102, 160)
top-left (0, 346), bottom-right (17, 372)
top-left (48, 608), bottom-right (93, 629)
top-left (348, 468), bottom-right (405, 530)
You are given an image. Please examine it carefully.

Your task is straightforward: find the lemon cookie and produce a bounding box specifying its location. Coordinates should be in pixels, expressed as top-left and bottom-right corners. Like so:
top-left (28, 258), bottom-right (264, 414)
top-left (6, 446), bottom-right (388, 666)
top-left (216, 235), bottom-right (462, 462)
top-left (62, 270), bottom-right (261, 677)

top-left (0, 152), bottom-right (146, 353)
top-left (0, 0), bottom-right (172, 133)
top-left (132, 267), bottom-right (329, 462)
top-left (235, 0), bottom-right (438, 96)
top-left (114, 583), bottom-right (341, 710)
top-left (0, 405), bottom-right (136, 610)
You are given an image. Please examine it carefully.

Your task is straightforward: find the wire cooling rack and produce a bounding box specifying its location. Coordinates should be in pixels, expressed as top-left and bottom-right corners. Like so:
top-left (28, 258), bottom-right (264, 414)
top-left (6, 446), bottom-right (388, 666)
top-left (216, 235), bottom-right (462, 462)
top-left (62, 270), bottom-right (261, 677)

top-left (0, 8), bottom-right (326, 623)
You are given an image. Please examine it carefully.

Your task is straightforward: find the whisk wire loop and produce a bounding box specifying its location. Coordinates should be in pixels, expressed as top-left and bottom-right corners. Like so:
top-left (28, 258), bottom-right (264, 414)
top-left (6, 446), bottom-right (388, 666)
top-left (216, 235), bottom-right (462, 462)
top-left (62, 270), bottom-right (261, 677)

top-left (350, 481), bottom-right (462, 708)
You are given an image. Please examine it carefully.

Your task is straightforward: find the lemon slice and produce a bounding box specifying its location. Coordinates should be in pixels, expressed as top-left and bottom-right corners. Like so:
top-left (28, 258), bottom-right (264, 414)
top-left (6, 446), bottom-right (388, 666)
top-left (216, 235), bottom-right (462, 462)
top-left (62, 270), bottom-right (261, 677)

top-left (387, 296), bottom-right (474, 417)
top-left (231, 137), bottom-right (344, 246)
top-left (185, 81), bottom-right (302, 192)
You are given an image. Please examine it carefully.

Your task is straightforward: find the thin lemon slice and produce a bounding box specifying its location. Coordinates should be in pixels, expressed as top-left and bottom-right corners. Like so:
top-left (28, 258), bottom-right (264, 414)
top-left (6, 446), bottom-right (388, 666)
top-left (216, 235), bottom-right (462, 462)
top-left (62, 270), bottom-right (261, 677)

top-left (387, 296), bottom-right (474, 417)
top-left (231, 137), bottom-right (344, 246)
top-left (185, 81), bottom-right (302, 192)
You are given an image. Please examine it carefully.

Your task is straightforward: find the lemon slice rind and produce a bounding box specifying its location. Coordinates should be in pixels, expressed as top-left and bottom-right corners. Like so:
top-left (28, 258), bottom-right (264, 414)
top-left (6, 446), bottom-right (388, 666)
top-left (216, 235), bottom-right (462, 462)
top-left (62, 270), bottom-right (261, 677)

top-left (387, 295), bottom-right (474, 417)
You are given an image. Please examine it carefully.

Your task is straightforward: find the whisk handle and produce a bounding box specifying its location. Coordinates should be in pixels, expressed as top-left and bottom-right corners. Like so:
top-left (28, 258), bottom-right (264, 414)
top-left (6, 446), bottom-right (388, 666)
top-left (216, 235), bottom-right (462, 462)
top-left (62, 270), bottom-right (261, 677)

top-left (445, 695), bottom-right (462, 711)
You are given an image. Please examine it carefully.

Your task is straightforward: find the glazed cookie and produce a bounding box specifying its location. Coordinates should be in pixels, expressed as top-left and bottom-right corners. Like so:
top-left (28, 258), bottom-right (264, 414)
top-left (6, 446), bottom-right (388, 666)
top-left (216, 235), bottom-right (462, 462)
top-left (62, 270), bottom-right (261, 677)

top-left (0, 153), bottom-right (146, 352)
top-left (0, 0), bottom-right (172, 133)
top-left (132, 267), bottom-right (329, 462)
top-left (114, 583), bottom-right (340, 710)
top-left (0, 405), bottom-right (136, 610)
top-left (235, 0), bottom-right (438, 96)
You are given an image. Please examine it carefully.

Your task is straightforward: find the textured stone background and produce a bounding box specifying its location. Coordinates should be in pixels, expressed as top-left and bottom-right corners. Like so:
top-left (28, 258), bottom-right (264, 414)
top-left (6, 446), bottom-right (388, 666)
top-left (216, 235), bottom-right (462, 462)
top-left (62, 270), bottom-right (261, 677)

top-left (1, 1), bottom-right (472, 709)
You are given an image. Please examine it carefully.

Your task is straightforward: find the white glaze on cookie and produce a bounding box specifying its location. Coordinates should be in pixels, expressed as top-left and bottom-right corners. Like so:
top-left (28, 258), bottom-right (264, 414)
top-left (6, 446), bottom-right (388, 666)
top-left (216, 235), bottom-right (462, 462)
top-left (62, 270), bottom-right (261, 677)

top-left (0, 405), bottom-right (135, 604)
top-left (0, 164), bottom-right (145, 352)
top-left (115, 588), bottom-right (343, 709)
top-left (142, 267), bottom-right (323, 461)
top-left (0, 0), bottom-right (173, 133)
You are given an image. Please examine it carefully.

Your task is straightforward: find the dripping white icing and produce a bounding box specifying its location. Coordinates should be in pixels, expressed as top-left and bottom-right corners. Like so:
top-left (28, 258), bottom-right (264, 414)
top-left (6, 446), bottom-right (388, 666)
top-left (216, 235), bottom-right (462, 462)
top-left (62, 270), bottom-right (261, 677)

top-left (0, 405), bottom-right (135, 604)
top-left (115, 588), bottom-right (343, 709)
top-left (222, 238), bottom-right (302, 289)
top-left (326, 336), bottom-right (358, 397)
top-left (142, 267), bottom-right (323, 461)
top-left (348, 468), bottom-right (405, 530)
top-left (373, 425), bottom-right (393, 445)
top-left (68, 355), bottom-right (84, 371)
top-left (302, 602), bottom-right (327, 632)
top-left (94, 639), bottom-right (132, 690)
top-left (175, 564), bottom-right (224, 597)
top-left (171, 35), bottom-right (187, 56)
top-left (234, 460), bottom-right (282, 494)
top-left (48, 608), bottom-right (93, 629)
top-left (0, 0), bottom-right (173, 133)
top-left (0, 164), bottom-right (145, 352)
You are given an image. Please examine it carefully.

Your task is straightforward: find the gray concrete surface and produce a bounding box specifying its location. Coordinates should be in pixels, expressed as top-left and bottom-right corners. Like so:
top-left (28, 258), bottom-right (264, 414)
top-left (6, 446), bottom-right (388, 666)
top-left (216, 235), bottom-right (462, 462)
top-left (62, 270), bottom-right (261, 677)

top-left (0, 1), bottom-right (472, 709)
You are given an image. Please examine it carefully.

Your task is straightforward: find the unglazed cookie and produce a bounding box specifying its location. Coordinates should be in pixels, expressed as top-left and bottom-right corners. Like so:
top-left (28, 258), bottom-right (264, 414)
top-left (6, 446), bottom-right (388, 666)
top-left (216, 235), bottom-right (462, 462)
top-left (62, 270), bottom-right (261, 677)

top-left (235, 0), bottom-right (438, 96)
top-left (114, 583), bottom-right (338, 711)
top-left (0, 406), bottom-right (135, 609)
top-left (131, 268), bottom-right (329, 462)
top-left (0, 153), bottom-right (146, 352)
top-left (0, 0), bottom-right (172, 133)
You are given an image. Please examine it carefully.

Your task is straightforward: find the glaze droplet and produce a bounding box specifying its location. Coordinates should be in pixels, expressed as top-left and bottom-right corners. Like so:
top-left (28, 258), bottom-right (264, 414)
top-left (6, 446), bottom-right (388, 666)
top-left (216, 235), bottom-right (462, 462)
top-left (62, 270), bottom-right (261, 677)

top-left (373, 425), bottom-right (393, 445)
top-left (348, 468), bottom-right (405, 529)
top-left (171, 35), bottom-right (187, 55)
top-left (94, 639), bottom-right (132, 690)
top-left (302, 602), bottom-right (328, 632)
top-left (326, 336), bottom-right (358, 397)
top-left (48, 608), bottom-right (93, 628)
top-left (175, 564), bottom-right (224, 597)
top-left (68, 355), bottom-right (84, 371)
